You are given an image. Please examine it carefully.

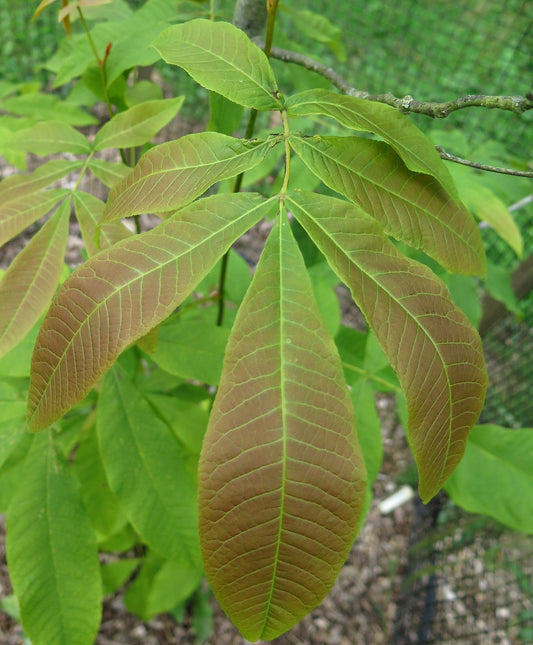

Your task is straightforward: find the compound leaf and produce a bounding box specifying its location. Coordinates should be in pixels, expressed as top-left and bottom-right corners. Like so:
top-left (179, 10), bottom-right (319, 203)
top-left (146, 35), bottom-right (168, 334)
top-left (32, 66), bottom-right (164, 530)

top-left (289, 135), bottom-right (486, 276)
top-left (198, 210), bottom-right (366, 641)
top-left (6, 431), bottom-right (101, 645)
top-left (287, 191), bottom-right (487, 501)
top-left (287, 90), bottom-right (459, 200)
top-left (97, 364), bottom-right (200, 561)
top-left (153, 19), bottom-right (282, 111)
top-left (0, 159), bottom-right (82, 203)
top-left (0, 200), bottom-right (70, 358)
top-left (103, 132), bottom-right (275, 221)
top-left (92, 97), bottom-right (184, 151)
top-left (28, 193), bottom-right (274, 430)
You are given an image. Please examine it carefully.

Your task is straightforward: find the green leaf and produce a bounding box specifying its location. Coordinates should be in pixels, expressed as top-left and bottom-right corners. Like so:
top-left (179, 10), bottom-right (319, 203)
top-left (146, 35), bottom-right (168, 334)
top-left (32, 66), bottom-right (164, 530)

top-left (1, 93), bottom-right (97, 126)
top-left (73, 426), bottom-right (127, 538)
top-left (349, 380), bottom-right (383, 487)
top-left (287, 90), bottom-right (459, 200)
top-left (153, 19), bottom-right (282, 111)
top-left (198, 210), bottom-right (367, 641)
top-left (0, 383), bottom-right (26, 469)
top-left (6, 431), bottom-right (101, 645)
top-left (485, 261), bottom-right (521, 316)
top-left (97, 365), bottom-right (200, 562)
top-left (144, 393), bottom-right (208, 457)
top-left (279, 7), bottom-right (346, 61)
top-left (101, 558), bottom-right (140, 597)
top-left (449, 164), bottom-right (523, 258)
top-left (443, 273), bottom-right (482, 328)
top-left (150, 319), bottom-right (229, 385)
top-left (0, 200), bottom-right (70, 358)
top-left (208, 92), bottom-right (244, 135)
top-left (289, 135), bottom-right (486, 276)
top-left (125, 80), bottom-right (163, 107)
top-left (103, 132), bottom-right (275, 221)
top-left (445, 425), bottom-right (533, 534)
top-left (286, 191), bottom-right (487, 502)
top-left (0, 188), bottom-right (70, 247)
top-left (88, 158), bottom-right (131, 187)
top-left (28, 193), bottom-right (274, 430)
top-left (10, 121), bottom-right (91, 155)
top-left (73, 191), bottom-right (132, 256)
top-left (92, 97), bottom-right (184, 151)
top-left (0, 322), bottom-right (40, 378)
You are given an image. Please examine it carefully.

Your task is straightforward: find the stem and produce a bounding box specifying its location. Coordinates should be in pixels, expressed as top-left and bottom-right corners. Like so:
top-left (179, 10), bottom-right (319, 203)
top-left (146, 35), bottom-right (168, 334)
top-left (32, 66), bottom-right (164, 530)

top-left (279, 109), bottom-right (291, 195)
top-left (72, 151), bottom-right (95, 192)
top-left (436, 146), bottom-right (533, 178)
top-left (77, 7), bottom-right (114, 118)
top-left (342, 362), bottom-right (401, 393)
top-left (216, 0), bottom-right (280, 326)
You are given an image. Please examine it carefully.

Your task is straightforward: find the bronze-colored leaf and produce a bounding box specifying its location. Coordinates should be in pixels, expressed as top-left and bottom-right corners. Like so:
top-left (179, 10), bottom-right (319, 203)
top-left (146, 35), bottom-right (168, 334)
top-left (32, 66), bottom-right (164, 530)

top-left (198, 210), bottom-right (366, 641)
top-left (28, 193), bottom-right (274, 430)
top-left (287, 191), bottom-right (487, 501)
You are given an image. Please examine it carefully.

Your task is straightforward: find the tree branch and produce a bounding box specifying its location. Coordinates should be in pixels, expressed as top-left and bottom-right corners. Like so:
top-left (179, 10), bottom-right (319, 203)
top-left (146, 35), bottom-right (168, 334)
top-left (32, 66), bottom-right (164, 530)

top-left (270, 46), bottom-right (533, 178)
top-left (270, 46), bottom-right (533, 117)
top-left (435, 147), bottom-right (533, 178)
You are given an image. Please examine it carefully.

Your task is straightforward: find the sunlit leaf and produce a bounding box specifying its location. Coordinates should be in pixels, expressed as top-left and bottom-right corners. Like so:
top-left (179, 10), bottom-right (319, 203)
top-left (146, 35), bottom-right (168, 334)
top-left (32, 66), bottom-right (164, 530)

top-left (287, 191), bottom-right (487, 501)
top-left (32, 0), bottom-right (60, 21)
top-left (0, 189), bottom-right (70, 247)
top-left (92, 97), bottom-right (184, 151)
top-left (7, 431), bottom-right (101, 645)
top-left (10, 121), bottom-right (90, 155)
top-left (58, 0), bottom-right (112, 22)
top-left (198, 210), bottom-right (366, 641)
top-left (98, 364), bottom-right (200, 562)
top-left (287, 90), bottom-right (459, 199)
top-left (28, 193), bottom-right (275, 430)
top-left (73, 191), bottom-right (132, 256)
top-left (0, 200), bottom-right (70, 358)
top-left (446, 425), bottom-right (533, 534)
top-left (153, 19), bottom-right (282, 111)
top-left (103, 132), bottom-right (276, 221)
top-left (289, 135), bottom-right (486, 276)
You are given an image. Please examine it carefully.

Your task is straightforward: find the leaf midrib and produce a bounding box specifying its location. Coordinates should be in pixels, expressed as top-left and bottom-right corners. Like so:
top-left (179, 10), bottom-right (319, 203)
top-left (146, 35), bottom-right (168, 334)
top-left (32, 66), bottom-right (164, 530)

top-left (259, 217), bottom-right (288, 639)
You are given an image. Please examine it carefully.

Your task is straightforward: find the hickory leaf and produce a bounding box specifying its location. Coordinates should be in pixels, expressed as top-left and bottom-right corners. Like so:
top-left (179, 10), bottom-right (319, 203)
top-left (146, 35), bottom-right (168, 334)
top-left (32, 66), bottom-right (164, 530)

top-left (10, 121), bottom-right (91, 156)
top-left (287, 90), bottom-right (459, 200)
top-left (286, 191), bottom-right (487, 501)
top-left (153, 19), bottom-right (282, 111)
top-left (0, 189), bottom-right (70, 247)
top-left (198, 210), bottom-right (367, 642)
top-left (445, 425), bottom-right (533, 534)
top-left (27, 193), bottom-right (274, 430)
top-left (289, 135), bottom-right (486, 276)
top-left (0, 200), bottom-right (70, 358)
top-left (97, 364), bottom-right (200, 562)
top-left (88, 158), bottom-right (131, 187)
top-left (92, 97), bottom-right (184, 151)
top-left (103, 132), bottom-right (276, 221)
top-left (6, 431), bottom-right (101, 645)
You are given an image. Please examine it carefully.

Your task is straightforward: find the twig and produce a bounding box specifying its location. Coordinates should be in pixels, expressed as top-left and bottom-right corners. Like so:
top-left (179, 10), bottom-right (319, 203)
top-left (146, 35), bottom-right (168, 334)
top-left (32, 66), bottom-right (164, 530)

top-left (269, 46), bottom-right (533, 117)
top-left (509, 194), bottom-right (533, 212)
top-left (435, 147), bottom-right (533, 178)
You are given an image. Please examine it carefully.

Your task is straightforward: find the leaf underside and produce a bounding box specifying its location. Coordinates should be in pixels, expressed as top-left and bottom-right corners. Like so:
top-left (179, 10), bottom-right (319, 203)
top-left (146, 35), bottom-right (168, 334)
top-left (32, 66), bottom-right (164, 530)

top-left (28, 193), bottom-right (274, 430)
top-left (287, 191), bottom-right (487, 501)
top-left (0, 200), bottom-right (70, 358)
top-left (103, 132), bottom-right (274, 221)
top-left (152, 19), bottom-right (281, 111)
top-left (289, 135), bottom-right (486, 276)
top-left (198, 211), bottom-right (366, 641)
